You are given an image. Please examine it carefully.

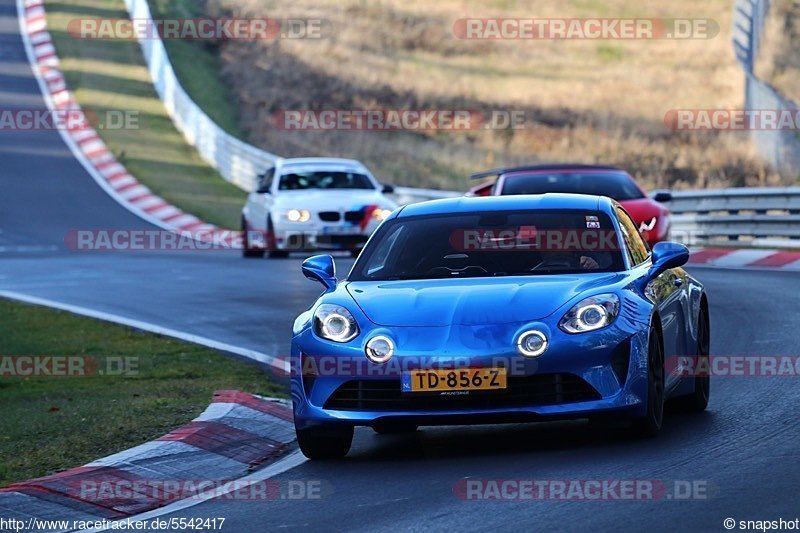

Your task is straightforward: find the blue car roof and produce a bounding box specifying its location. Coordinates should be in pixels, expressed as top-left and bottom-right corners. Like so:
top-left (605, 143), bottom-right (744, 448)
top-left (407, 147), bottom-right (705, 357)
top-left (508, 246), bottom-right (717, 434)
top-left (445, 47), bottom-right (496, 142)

top-left (396, 193), bottom-right (611, 219)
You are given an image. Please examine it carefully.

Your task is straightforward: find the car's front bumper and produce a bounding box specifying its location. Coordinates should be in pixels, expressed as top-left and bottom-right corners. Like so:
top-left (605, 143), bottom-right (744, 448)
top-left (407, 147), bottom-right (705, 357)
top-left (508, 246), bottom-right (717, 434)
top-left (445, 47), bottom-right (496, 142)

top-left (290, 321), bottom-right (652, 429)
top-left (273, 221), bottom-right (374, 251)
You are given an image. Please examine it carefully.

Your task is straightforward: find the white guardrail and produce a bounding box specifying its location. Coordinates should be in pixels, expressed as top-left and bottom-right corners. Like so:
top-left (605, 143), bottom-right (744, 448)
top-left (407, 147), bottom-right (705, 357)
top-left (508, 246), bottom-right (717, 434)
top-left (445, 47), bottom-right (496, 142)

top-left (125, 0), bottom-right (799, 247)
top-left (668, 188), bottom-right (800, 247)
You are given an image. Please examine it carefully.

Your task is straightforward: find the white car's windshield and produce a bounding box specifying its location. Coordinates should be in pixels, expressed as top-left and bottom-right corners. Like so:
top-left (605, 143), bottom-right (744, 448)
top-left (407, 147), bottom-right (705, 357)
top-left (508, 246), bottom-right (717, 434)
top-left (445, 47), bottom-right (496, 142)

top-left (278, 171), bottom-right (374, 191)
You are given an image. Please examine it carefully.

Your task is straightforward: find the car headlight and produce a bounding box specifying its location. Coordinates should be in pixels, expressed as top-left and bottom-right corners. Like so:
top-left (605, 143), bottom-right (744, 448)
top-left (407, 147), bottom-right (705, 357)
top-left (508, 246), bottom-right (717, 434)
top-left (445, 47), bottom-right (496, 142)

top-left (286, 209), bottom-right (311, 223)
top-left (313, 304), bottom-right (359, 342)
top-left (365, 335), bottom-right (395, 363)
top-left (558, 294), bottom-right (620, 334)
top-left (372, 208), bottom-right (392, 222)
top-left (516, 330), bottom-right (548, 357)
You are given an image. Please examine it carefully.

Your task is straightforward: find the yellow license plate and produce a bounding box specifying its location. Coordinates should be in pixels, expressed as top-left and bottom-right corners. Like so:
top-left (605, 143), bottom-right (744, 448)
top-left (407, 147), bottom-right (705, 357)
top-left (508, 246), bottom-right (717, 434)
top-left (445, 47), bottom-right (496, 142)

top-left (402, 368), bottom-right (507, 393)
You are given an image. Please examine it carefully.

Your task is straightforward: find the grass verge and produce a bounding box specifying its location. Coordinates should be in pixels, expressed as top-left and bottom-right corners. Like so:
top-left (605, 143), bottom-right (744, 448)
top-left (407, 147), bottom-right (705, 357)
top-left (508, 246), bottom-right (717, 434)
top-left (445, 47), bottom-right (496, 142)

top-left (44, 0), bottom-right (247, 229)
top-left (0, 298), bottom-right (283, 487)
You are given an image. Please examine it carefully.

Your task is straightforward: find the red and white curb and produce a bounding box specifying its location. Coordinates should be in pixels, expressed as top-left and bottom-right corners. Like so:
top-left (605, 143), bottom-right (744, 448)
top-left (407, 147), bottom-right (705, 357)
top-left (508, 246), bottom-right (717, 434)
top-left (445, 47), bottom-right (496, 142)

top-left (17, 0), bottom-right (238, 246)
top-left (0, 391), bottom-right (295, 529)
top-left (688, 248), bottom-right (800, 270)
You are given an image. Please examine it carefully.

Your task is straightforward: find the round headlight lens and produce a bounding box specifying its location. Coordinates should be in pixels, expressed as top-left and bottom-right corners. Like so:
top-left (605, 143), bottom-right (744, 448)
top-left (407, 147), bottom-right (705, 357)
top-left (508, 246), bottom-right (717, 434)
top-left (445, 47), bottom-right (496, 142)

top-left (372, 209), bottom-right (392, 222)
top-left (365, 335), bottom-right (394, 363)
top-left (577, 304), bottom-right (607, 329)
top-left (559, 294), bottom-right (620, 334)
top-left (517, 330), bottom-right (548, 358)
top-left (322, 313), bottom-right (350, 339)
top-left (287, 209), bottom-right (311, 222)
top-left (313, 305), bottom-right (358, 342)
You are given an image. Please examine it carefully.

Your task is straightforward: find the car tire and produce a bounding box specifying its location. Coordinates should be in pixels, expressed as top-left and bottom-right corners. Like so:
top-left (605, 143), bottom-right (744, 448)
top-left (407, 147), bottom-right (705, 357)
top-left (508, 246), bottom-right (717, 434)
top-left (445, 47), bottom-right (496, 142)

top-left (241, 217), bottom-right (264, 258)
top-left (630, 325), bottom-right (665, 437)
top-left (265, 215), bottom-right (288, 259)
top-left (372, 422), bottom-right (418, 435)
top-left (672, 304), bottom-right (710, 413)
top-left (296, 425), bottom-right (353, 460)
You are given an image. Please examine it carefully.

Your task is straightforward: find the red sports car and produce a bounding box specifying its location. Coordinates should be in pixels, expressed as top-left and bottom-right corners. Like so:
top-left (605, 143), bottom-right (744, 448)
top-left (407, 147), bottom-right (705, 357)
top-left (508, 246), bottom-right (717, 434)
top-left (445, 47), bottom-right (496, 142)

top-left (468, 164), bottom-right (672, 246)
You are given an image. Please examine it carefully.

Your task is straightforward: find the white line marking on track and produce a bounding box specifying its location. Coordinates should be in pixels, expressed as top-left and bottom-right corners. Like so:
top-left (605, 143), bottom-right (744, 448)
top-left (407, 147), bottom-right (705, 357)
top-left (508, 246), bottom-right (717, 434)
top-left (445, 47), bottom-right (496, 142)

top-left (0, 290), bottom-right (288, 373)
top-left (0, 245), bottom-right (59, 253)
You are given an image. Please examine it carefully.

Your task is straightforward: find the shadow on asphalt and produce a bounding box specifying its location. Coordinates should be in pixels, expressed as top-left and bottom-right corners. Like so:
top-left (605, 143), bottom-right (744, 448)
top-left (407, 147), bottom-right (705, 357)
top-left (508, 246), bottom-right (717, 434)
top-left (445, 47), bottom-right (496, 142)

top-left (345, 410), bottom-right (717, 462)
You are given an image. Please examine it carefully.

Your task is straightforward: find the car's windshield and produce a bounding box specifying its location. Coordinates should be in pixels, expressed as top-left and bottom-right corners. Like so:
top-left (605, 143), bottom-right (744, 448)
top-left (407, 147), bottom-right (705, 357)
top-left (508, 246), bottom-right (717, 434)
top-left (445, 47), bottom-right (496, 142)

top-left (350, 210), bottom-right (625, 281)
top-left (278, 170), bottom-right (374, 191)
top-left (500, 172), bottom-right (645, 201)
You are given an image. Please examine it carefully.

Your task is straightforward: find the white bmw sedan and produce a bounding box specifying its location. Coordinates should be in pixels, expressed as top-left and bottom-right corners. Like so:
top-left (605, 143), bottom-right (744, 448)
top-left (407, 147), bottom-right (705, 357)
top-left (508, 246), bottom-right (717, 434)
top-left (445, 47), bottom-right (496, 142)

top-left (241, 158), bottom-right (397, 258)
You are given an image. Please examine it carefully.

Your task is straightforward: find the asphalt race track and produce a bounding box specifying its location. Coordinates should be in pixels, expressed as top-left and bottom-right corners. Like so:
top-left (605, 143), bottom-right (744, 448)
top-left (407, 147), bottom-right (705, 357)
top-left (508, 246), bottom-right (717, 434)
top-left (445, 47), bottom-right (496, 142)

top-left (2, 0), bottom-right (800, 530)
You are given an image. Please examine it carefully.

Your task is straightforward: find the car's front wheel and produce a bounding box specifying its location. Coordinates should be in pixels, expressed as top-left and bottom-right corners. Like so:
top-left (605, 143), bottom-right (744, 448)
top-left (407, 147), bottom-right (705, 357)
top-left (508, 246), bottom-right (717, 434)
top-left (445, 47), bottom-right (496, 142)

top-left (296, 424), bottom-right (353, 460)
top-left (630, 325), bottom-right (664, 437)
top-left (241, 217), bottom-right (264, 258)
top-left (265, 215), bottom-right (288, 259)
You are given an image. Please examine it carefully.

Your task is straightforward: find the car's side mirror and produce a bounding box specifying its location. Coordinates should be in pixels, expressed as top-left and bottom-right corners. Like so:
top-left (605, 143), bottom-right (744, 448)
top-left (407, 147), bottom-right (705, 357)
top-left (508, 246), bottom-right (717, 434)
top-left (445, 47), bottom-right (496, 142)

top-left (302, 255), bottom-right (337, 290)
top-left (256, 170), bottom-right (274, 194)
top-left (382, 184), bottom-right (395, 194)
top-left (256, 180), bottom-right (271, 194)
top-left (646, 242), bottom-right (689, 282)
top-left (652, 190), bottom-right (672, 203)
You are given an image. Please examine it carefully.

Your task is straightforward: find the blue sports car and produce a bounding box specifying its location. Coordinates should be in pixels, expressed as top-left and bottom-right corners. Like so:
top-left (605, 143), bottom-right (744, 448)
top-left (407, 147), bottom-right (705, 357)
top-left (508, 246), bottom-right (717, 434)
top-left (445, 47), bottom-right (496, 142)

top-left (290, 194), bottom-right (710, 459)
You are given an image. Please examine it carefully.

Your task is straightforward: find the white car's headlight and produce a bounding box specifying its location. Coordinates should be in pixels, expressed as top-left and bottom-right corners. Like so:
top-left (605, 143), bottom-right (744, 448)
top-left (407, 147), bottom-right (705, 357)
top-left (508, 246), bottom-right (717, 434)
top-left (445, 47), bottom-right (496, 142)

top-left (372, 208), bottom-right (392, 222)
top-left (286, 209), bottom-right (311, 223)
top-left (313, 304), bottom-right (359, 342)
top-left (559, 294), bottom-right (620, 334)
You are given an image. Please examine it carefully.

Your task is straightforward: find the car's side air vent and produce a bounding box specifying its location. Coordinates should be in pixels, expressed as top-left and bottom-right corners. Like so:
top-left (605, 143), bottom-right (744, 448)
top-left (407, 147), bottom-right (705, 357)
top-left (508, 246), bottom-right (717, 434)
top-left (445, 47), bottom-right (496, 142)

top-left (611, 339), bottom-right (631, 386)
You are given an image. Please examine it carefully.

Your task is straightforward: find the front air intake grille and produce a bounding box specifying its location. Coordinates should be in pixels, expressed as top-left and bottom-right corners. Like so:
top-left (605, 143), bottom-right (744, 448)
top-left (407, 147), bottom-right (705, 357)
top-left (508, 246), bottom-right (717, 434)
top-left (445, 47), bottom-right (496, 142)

top-left (319, 212), bottom-right (341, 222)
top-left (323, 373), bottom-right (601, 411)
top-left (344, 211), bottom-right (364, 223)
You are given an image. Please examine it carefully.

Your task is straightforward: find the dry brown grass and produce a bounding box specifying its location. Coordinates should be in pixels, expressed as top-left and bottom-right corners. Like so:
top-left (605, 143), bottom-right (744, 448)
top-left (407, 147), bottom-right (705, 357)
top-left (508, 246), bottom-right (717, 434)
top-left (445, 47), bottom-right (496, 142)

top-left (210, 0), bottom-right (787, 190)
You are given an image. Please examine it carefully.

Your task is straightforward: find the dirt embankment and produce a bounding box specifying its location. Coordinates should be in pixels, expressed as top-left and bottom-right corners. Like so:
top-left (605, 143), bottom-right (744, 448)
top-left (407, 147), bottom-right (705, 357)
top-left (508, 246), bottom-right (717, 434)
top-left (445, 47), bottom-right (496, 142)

top-left (210, 0), bottom-right (786, 190)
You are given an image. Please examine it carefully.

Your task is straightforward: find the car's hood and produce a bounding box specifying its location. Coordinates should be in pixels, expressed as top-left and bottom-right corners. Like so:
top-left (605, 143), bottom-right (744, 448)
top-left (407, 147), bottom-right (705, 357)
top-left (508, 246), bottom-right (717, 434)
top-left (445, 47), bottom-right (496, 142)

top-left (273, 189), bottom-right (395, 210)
top-left (345, 274), bottom-right (620, 327)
